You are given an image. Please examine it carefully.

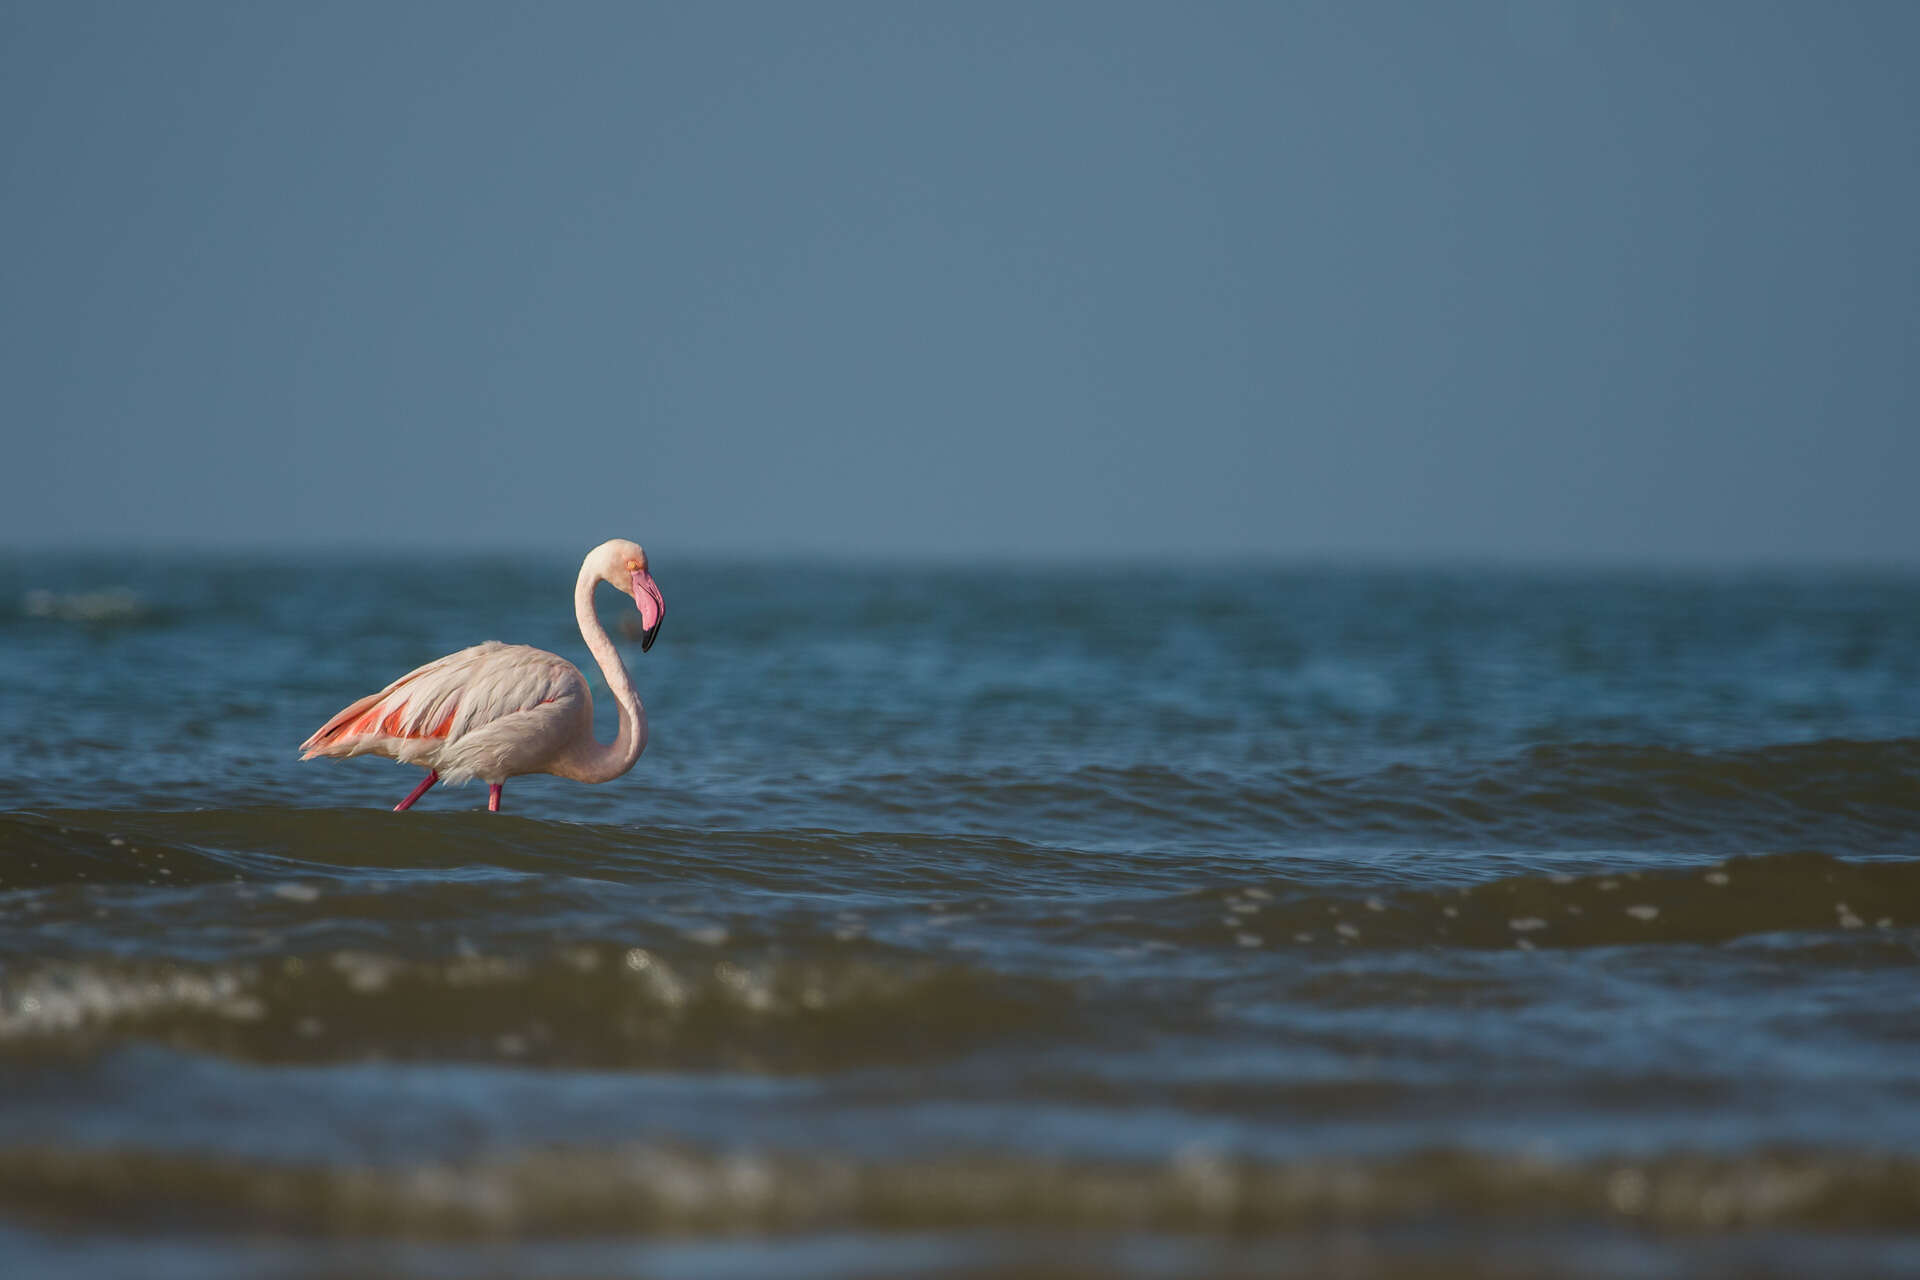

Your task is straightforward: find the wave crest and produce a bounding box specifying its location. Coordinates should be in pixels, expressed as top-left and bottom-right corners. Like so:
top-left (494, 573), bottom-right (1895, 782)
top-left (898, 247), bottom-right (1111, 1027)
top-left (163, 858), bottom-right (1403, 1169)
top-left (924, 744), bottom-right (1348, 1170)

top-left (1, 1142), bottom-right (1914, 1235)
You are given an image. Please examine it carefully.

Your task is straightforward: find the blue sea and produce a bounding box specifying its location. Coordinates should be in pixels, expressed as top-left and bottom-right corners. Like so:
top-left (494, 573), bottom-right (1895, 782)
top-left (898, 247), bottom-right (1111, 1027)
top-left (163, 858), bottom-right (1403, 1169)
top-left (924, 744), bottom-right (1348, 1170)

top-left (2, 552), bottom-right (1919, 1277)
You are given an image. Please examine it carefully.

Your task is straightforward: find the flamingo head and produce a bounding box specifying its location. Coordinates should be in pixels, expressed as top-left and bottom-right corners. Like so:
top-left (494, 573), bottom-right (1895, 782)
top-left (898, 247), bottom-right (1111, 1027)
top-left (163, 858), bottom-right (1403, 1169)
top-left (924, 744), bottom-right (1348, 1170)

top-left (591, 538), bottom-right (665, 652)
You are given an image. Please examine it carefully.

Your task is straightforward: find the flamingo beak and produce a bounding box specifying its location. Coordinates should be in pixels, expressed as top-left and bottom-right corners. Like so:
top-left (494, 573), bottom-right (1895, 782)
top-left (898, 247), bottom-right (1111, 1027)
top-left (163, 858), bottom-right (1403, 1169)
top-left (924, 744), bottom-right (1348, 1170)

top-left (630, 569), bottom-right (664, 652)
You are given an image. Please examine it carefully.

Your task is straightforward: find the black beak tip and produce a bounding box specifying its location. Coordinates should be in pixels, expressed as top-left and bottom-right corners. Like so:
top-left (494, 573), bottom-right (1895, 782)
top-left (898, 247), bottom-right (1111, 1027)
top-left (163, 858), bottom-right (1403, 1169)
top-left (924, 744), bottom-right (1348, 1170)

top-left (641, 626), bottom-right (659, 653)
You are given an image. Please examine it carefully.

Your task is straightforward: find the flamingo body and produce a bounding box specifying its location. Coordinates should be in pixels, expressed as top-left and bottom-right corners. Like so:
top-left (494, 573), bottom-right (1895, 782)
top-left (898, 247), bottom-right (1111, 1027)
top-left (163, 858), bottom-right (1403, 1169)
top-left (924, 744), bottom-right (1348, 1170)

top-left (301, 643), bottom-right (589, 784)
top-left (300, 540), bottom-right (663, 811)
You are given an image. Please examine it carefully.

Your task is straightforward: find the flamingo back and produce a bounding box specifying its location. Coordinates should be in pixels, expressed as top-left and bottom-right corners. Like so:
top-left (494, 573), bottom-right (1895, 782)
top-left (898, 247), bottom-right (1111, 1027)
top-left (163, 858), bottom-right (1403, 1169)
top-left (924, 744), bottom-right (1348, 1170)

top-left (301, 642), bottom-right (588, 783)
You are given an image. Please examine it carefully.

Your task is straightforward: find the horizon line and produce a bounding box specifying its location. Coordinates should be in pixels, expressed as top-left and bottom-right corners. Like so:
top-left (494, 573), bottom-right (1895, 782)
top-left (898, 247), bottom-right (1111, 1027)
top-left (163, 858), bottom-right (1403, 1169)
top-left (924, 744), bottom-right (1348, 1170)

top-left (3, 538), bottom-right (1918, 576)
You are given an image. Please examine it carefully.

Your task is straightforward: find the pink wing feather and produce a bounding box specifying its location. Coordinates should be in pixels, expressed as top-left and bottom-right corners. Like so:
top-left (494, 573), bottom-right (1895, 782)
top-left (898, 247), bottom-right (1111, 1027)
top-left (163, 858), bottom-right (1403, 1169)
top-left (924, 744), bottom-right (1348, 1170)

top-left (300, 642), bottom-right (581, 761)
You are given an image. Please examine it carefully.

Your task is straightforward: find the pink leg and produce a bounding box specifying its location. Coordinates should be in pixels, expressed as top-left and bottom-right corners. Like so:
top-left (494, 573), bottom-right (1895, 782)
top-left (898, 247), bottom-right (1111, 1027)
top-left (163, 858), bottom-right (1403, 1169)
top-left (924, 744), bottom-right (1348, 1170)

top-left (488, 783), bottom-right (502, 813)
top-left (394, 770), bottom-right (439, 811)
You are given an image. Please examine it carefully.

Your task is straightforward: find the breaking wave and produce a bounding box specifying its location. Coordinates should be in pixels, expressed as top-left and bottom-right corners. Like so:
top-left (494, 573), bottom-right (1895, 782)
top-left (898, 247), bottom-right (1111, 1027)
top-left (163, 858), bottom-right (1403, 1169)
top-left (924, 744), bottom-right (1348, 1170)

top-left (0, 1141), bottom-right (1914, 1235)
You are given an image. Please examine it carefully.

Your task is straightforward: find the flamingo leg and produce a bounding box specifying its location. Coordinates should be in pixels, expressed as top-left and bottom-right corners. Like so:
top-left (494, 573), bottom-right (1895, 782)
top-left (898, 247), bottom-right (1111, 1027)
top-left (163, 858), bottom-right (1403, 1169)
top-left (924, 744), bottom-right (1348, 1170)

top-left (394, 770), bottom-right (439, 811)
top-left (488, 783), bottom-right (503, 813)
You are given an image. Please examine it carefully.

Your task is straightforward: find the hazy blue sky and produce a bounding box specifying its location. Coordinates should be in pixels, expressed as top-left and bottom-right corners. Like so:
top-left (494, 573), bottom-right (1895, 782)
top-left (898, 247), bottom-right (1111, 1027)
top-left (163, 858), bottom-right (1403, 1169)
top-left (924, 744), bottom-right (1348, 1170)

top-left (2, 1), bottom-right (1915, 562)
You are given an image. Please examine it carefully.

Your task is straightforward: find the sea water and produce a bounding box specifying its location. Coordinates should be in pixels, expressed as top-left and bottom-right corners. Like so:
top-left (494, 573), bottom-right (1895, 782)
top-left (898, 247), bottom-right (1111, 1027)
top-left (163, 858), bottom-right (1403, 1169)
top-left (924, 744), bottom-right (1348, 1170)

top-left (1, 552), bottom-right (1917, 1277)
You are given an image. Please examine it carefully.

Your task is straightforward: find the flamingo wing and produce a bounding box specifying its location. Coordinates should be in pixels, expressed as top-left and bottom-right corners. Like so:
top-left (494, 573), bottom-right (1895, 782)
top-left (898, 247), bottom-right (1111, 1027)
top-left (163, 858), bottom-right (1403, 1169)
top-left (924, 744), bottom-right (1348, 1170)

top-left (300, 642), bottom-right (583, 762)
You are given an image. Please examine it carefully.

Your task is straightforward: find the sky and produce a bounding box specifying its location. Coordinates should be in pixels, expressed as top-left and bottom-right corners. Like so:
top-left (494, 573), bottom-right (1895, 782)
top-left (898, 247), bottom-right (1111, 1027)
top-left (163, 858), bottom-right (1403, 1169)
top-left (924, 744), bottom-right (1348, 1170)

top-left (1, 1), bottom-right (1916, 563)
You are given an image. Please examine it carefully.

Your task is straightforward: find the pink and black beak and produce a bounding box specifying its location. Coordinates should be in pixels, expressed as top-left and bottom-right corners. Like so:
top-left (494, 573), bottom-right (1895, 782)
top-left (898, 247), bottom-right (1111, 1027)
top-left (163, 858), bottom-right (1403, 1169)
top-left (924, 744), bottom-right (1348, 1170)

top-left (630, 568), bottom-right (665, 652)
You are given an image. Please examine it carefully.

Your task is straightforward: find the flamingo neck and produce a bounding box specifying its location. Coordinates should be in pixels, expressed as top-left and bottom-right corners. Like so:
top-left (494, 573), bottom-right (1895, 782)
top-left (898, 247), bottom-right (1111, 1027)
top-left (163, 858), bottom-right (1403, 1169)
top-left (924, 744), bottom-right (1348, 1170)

top-left (564, 559), bottom-right (648, 784)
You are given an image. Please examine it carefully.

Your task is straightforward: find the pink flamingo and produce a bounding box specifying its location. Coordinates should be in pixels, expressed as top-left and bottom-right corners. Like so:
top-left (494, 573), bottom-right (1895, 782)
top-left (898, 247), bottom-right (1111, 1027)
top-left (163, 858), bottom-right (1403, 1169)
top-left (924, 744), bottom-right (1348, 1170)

top-left (300, 539), bottom-right (664, 813)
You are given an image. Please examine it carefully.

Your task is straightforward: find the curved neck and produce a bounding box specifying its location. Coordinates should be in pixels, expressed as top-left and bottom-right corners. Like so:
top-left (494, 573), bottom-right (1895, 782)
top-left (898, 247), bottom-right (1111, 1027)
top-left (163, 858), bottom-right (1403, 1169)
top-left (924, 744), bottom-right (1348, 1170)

top-left (564, 561), bottom-right (648, 783)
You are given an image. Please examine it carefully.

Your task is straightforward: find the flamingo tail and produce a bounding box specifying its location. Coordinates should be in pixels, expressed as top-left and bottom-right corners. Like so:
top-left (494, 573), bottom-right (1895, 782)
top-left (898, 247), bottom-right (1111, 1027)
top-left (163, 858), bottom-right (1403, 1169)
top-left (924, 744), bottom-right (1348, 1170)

top-left (300, 690), bottom-right (388, 758)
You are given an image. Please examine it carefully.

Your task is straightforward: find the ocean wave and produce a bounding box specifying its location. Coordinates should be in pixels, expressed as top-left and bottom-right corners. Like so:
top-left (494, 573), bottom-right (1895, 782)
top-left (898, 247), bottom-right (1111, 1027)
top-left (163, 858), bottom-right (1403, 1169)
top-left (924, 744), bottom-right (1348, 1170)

top-left (0, 943), bottom-right (1081, 1072)
top-left (14, 587), bottom-right (151, 625)
top-left (686, 737), bottom-right (1920, 857)
top-left (1100, 849), bottom-right (1920, 953)
top-left (0, 1140), bottom-right (1914, 1235)
top-left (4, 807), bottom-right (1916, 962)
top-left (4, 735), bottom-right (1919, 865)
top-left (0, 807), bottom-right (1075, 892)
top-left (0, 852), bottom-right (1911, 1076)
top-left (1024, 737), bottom-right (1917, 849)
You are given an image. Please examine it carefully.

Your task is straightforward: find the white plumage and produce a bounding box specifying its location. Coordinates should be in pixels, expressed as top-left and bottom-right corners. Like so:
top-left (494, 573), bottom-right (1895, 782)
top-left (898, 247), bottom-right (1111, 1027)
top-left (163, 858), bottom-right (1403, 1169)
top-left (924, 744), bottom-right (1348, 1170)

top-left (302, 642), bottom-right (587, 784)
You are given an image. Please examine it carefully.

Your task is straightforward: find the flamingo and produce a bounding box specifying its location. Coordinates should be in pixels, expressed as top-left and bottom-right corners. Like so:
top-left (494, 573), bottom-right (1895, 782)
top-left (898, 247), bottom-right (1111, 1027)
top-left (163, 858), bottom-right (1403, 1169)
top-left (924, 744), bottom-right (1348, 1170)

top-left (300, 539), bottom-right (664, 813)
